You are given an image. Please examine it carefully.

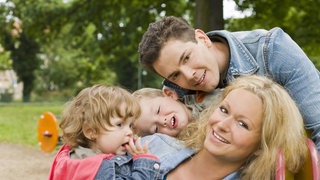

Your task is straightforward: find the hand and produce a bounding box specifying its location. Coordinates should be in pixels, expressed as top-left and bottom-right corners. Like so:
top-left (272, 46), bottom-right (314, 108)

top-left (126, 137), bottom-right (150, 156)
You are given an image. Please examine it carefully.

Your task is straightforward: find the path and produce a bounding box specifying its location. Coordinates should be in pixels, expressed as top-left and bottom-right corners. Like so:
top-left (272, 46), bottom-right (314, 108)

top-left (0, 143), bottom-right (55, 180)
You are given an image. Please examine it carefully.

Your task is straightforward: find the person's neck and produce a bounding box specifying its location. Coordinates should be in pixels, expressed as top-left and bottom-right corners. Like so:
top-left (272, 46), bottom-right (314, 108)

top-left (211, 36), bottom-right (230, 88)
top-left (193, 150), bottom-right (242, 179)
top-left (167, 149), bottom-right (242, 180)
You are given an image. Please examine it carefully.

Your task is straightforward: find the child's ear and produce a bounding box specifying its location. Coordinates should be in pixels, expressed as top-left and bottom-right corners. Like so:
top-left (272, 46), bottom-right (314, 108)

top-left (163, 88), bottom-right (179, 100)
top-left (83, 123), bottom-right (96, 140)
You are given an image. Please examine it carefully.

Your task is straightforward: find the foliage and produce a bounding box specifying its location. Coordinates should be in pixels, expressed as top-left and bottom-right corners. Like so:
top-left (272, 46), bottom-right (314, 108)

top-left (26, 0), bottom-right (195, 92)
top-left (0, 46), bottom-right (12, 70)
top-left (0, 0), bottom-right (197, 100)
top-left (3, 32), bottom-right (40, 102)
top-left (227, 0), bottom-right (320, 69)
top-left (1, 0), bottom-right (318, 102)
top-left (0, 1), bottom-right (42, 102)
top-left (33, 23), bottom-right (117, 99)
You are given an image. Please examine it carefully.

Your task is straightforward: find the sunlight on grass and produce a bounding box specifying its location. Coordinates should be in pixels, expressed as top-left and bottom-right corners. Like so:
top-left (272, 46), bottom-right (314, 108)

top-left (0, 103), bottom-right (63, 148)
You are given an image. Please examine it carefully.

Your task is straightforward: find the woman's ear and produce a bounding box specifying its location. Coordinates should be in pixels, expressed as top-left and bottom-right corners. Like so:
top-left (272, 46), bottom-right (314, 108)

top-left (163, 88), bottom-right (179, 100)
top-left (83, 123), bottom-right (96, 140)
top-left (195, 29), bottom-right (212, 47)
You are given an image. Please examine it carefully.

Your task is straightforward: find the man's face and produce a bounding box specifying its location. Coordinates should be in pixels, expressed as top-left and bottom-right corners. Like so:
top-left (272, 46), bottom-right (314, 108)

top-left (153, 32), bottom-right (222, 92)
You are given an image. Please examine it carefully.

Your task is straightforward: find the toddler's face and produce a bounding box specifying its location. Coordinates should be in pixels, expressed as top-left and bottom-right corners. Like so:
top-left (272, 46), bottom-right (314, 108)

top-left (134, 96), bottom-right (192, 137)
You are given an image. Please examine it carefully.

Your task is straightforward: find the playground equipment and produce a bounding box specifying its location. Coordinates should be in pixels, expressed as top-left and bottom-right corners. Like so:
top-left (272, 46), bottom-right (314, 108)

top-left (37, 112), bottom-right (59, 153)
top-left (276, 138), bottom-right (320, 180)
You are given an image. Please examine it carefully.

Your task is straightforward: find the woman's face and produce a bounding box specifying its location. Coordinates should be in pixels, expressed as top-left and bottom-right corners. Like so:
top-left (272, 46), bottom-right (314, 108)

top-left (204, 88), bottom-right (263, 163)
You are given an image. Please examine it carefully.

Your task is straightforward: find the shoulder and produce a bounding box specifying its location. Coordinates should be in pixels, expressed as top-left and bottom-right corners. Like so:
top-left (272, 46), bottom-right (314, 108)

top-left (141, 133), bottom-right (194, 159)
top-left (141, 133), bottom-right (195, 175)
top-left (142, 133), bottom-right (186, 150)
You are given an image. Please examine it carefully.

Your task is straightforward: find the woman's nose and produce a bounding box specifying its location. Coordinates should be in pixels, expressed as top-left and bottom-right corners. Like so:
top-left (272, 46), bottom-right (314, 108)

top-left (216, 116), bottom-right (233, 132)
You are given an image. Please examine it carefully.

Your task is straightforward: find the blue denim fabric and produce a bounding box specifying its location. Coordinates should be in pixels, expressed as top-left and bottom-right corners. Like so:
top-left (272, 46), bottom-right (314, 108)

top-left (95, 154), bottom-right (161, 180)
top-left (142, 133), bottom-right (240, 180)
top-left (207, 27), bottom-right (320, 152)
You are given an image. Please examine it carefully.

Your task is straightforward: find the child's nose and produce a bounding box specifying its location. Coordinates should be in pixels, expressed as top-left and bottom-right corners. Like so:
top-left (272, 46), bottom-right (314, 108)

top-left (163, 118), bottom-right (167, 127)
top-left (126, 127), bottom-right (133, 136)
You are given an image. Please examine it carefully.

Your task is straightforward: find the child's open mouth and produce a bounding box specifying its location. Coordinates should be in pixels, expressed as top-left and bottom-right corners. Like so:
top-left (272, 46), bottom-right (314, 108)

top-left (170, 115), bottom-right (178, 128)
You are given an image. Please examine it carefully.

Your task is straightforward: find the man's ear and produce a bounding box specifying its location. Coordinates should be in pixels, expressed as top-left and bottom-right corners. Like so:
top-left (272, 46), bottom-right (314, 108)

top-left (163, 88), bottom-right (179, 100)
top-left (195, 29), bottom-right (211, 47)
top-left (82, 123), bottom-right (96, 140)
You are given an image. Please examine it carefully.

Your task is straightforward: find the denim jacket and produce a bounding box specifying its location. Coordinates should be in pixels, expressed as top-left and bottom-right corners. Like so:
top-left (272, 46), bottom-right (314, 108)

top-left (142, 133), bottom-right (240, 180)
top-left (95, 154), bottom-right (161, 180)
top-left (205, 27), bottom-right (320, 151)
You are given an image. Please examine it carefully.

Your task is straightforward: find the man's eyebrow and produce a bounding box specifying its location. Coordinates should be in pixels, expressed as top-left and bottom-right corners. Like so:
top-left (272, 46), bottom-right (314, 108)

top-left (166, 50), bottom-right (186, 79)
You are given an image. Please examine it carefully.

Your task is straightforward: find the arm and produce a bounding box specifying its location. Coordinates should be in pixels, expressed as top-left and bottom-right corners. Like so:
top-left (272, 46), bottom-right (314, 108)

top-left (95, 138), bottom-right (161, 180)
top-left (127, 137), bottom-right (162, 179)
top-left (267, 27), bottom-right (320, 151)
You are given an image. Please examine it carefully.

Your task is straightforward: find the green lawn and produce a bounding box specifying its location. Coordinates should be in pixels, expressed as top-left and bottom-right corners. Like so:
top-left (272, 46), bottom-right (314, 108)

top-left (0, 103), bottom-right (63, 148)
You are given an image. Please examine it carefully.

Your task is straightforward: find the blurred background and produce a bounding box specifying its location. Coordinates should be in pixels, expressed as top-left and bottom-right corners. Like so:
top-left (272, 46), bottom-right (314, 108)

top-left (0, 0), bottom-right (319, 103)
top-left (1, 2), bottom-right (319, 178)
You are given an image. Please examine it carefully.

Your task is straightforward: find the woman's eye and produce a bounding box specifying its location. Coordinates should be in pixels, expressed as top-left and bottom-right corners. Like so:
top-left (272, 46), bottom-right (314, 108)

top-left (238, 121), bottom-right (249, 130)
top-left (219, 106), bottom-right (228, 114)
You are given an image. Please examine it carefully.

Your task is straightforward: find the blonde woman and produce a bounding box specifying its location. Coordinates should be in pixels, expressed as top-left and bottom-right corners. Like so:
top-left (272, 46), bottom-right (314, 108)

top-left (143, 75), bottom-right (308, 179)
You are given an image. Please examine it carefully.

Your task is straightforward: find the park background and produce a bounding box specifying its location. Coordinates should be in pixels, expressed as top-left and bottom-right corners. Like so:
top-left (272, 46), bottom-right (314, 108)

top-left (0, 0), bottom-right (319, 179)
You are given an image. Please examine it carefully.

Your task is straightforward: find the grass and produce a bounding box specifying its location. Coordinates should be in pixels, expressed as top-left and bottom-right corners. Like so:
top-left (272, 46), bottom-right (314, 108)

top-left (0, 103), bottom-right (63, 148)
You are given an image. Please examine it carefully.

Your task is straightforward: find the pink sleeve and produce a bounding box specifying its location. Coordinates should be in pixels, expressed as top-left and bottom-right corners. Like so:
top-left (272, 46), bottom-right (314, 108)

top-left (48, 144), bottom-right (114, 180)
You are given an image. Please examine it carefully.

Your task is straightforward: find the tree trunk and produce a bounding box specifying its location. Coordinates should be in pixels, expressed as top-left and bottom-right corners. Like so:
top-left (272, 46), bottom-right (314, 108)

top-left (195, 0), bottom-right (224, 31)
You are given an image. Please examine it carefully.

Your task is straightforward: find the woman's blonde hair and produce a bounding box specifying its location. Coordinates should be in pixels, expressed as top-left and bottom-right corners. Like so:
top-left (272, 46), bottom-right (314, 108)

top-left (60, 85), bottom-right (141, 148)
top-left (179, 75), bottom-right (308, 179)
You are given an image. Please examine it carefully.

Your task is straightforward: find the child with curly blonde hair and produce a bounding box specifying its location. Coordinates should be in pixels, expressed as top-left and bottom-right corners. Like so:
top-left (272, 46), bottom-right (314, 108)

top-left (49, 85), bottom-right (161, 180)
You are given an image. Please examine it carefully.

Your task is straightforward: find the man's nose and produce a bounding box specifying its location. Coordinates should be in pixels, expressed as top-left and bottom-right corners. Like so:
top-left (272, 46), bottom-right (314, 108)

top-left (181, 66), bottom-right (196, 81)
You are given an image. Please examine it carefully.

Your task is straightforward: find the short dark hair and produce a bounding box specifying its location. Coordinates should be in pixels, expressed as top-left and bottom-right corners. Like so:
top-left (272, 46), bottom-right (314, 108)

top-left (138, 16), bottom-right (196, 73)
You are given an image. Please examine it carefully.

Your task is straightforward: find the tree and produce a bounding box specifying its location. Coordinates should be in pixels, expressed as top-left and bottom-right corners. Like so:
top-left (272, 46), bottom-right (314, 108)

top-left (31, 0), bottom-right (195, 91)
top-left (195, 0), bottom-right (224, 31)
top-left (2, 24), bottom-right (40, 102)
top-left (1, 0), bottom-right (227, 101)
top-left (0, 1), bottom-right (44, 102)
top-left (0, 46), bottom-right (11, 70)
